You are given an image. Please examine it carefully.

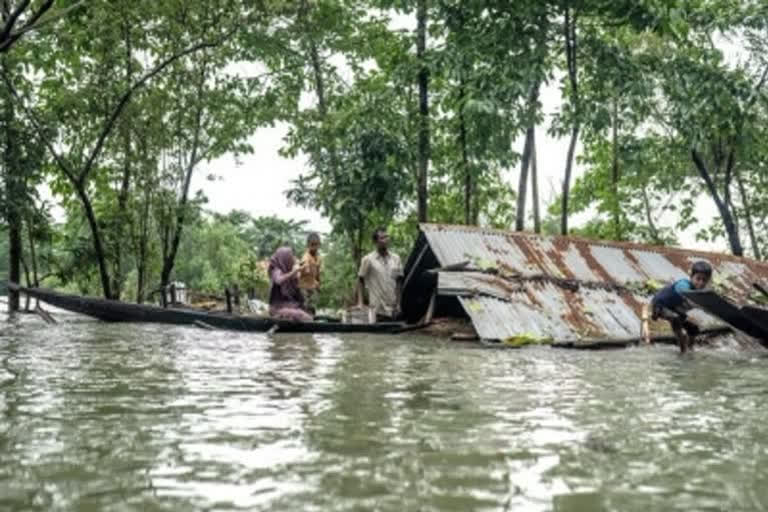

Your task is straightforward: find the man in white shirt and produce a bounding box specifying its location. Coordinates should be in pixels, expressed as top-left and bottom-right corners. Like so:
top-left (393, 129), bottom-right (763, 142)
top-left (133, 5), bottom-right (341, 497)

top-left (356, 227), bottom-right (403, 321)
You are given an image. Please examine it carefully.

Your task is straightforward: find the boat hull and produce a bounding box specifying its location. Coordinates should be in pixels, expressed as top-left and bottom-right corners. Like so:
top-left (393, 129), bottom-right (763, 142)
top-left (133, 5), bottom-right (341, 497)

top-left (684, 290), bottom-right (768, 344)
top-left (9, 284), bottom-right (404, 334)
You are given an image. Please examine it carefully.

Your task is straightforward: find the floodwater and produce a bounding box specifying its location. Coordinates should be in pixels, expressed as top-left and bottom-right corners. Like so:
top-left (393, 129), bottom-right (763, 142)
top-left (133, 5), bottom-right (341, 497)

top-left (1, 313), bottom-right (768, 512)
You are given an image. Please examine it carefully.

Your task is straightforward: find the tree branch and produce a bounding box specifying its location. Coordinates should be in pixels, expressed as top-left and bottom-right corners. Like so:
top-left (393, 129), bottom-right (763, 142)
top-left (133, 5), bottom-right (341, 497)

top-left (6, 0), bottom-right (85, 44)
top-left (691, 149), bottom-right (722, 205)
top-left (0, 0), bottom-right (32, 44)
top-left (692, 147), bottom-right (743, 255)
top-left (568, 11), bottom-right (578, 104)
top-left (0, 67), bottom-right (77, 183)
top-left (14, 0), bottom-right (53, 34)
top-left (641, 187), bottom-right (660, 244)
top-left (78, 38), bottom-right (222, 187)
top-left (745, 63), bottom-right (768, 110)
top-left (0, 0), bottom-right (83, 53)
top-left (724, 143), bottom-right (735, 207)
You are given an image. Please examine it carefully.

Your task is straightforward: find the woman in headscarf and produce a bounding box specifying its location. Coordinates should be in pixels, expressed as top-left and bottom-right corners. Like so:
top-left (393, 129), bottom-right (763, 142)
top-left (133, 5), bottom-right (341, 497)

top-left (267, 246), bottom-right (313, 322)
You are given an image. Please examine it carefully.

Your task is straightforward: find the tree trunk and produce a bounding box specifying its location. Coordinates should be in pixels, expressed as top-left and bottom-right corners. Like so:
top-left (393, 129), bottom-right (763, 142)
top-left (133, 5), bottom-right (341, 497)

top-left (416, 0), bottom-right (429, 223)
top-left (306, 28), bottom-right (347, 187)
top-left (531, 128), bottom-right (540, 234)
top-left (76, 184), bottom-right (113, 298)
top-left (308, 37), bottom-right (328, 118)
top-left (561, 124), bottom-right (579, 235)
top-left (516, 127), bottom-right (534, 231)
top-left (641, 187), bottom-right (661, 245)
top-left (26, 219), bottom-right (38, 286)
top-left (136, 239), bottom-right (146, 303)
top-left (2, 53), bottom-right (20, 312)
top-left (737, 173), bottom-right (761, 260)
top-left (159, 158), bottom-right (195, 288)
top-left (112, 155), bottom-right (131, 299)
top-left (560, 7), bottom-right (579, 236)
top-left (21, 252), bottom-right (30, 310)
top-left (113, 19), bottom-right (134, 301)
top-left (458, 79), bottom-right (471, 225)
top-left (516, 82), bottom-right (540, 232)
top-left (691, 149), bottom-right (743, 256)
top-left (611, 94), bottom-right (621, 240)
top-left (159, 64), bottom-right (206, 289)
top-left (7, 206), bottom-right (21, 311)
top-left (135, 176), bottom-right (151, 303)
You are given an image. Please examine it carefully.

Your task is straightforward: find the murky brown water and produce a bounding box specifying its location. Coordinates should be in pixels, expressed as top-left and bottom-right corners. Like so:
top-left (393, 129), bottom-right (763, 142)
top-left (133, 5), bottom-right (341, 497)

top-left (1, 312), bottom-right (768, 511)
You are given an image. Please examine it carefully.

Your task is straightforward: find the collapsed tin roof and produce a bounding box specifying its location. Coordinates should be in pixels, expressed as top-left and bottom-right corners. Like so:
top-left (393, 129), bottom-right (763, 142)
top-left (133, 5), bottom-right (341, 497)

top-left (402, 224), bottom-right (768, 342)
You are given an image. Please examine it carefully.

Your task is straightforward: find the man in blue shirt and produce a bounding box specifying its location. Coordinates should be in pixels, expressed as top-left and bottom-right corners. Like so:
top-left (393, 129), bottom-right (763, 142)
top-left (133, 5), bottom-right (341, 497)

top-left (648, 260), bottom-right (713, 353)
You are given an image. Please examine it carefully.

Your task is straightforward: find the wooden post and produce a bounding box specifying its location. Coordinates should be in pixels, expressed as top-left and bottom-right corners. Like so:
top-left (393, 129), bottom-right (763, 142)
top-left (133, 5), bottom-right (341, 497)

top-left (640, 303), bottom-right (651, 344)
top-left (225, 288), bottom-right (232, 314)
top-left (34, 305), bottom-right (57, 324)
top-left (194, 320), bottom-right (215, 330)
top-left (421, 290), bottom-right (436, 325)
top-left (22, 257), bottom-right (31, 311)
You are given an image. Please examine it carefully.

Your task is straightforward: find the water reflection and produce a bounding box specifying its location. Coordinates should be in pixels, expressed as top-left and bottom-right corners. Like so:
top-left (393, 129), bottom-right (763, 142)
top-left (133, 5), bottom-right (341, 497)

top-left (1, 317), bottom-right (768, 511)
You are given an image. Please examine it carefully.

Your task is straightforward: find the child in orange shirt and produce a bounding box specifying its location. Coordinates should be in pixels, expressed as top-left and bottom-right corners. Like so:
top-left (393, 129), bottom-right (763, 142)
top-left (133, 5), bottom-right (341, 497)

top-left (298, 232), bottom-right (322, 309)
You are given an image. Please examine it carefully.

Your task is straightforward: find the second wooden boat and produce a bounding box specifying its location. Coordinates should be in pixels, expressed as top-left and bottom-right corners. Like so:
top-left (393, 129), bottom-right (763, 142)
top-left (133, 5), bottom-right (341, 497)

top-left (683, 289), bottom-right (768, 344)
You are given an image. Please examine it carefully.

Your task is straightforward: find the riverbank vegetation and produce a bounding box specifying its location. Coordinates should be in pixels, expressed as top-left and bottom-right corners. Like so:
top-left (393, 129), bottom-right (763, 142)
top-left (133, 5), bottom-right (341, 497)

top-left (1, 0), bottom-right (767, 310)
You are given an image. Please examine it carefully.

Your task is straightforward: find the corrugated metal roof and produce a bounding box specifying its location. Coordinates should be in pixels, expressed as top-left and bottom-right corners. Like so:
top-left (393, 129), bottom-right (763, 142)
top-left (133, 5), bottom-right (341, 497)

top-left (443, 273), bottom-right (721, 341)
top-left (415, 224), bottom-right (768, 342)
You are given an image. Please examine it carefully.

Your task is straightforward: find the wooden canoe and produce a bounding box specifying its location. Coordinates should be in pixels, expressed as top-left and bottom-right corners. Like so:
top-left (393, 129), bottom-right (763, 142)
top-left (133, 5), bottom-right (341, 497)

top-left (8, 283), bottom-right (405, 334)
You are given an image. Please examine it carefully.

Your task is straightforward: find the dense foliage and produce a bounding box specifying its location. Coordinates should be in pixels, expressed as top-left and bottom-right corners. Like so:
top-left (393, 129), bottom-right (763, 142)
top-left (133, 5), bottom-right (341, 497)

top-left (1, 0), bottom-right (768, 310)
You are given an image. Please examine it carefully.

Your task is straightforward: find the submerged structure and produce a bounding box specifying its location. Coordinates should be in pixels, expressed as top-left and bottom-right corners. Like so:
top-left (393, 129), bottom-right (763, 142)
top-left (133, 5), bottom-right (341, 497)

top-left (402, 224), bottom-right (768, 343)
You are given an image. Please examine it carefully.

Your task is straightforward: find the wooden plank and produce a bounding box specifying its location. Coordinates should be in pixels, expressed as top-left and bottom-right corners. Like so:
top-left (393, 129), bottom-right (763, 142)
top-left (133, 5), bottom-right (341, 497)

top-left (551, 326), bottom-right (733, 350)
top-left (451, 333), bottom-right (478, 341)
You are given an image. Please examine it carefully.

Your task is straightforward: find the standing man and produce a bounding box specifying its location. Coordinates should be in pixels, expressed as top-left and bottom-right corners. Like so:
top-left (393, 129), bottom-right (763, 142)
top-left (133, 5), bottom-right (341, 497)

top-left (356, 227), bottom-right (404, 321)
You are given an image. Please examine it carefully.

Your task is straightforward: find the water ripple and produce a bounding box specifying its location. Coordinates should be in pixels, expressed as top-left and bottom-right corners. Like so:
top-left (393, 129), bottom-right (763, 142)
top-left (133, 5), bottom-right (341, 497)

top-left (1, 319), bottom-right (767, 511)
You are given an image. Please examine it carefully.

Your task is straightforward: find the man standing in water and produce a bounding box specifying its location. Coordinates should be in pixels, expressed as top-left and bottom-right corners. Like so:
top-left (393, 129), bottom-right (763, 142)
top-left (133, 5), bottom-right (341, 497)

top-left (356, 227), bottom-right (404, 321)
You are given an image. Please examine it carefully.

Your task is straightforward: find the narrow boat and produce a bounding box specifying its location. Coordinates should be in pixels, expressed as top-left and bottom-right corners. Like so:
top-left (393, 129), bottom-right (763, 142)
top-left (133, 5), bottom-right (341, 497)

top-left (740, 305), bottom-right (768, 332)
top-left (8, 283), bottom-right (405, 334)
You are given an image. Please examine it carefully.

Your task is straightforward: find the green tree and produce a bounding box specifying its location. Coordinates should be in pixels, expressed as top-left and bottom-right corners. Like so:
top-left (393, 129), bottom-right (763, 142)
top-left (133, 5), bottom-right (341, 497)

top-left (5, 0), bottom-right (235, 298)
top-left (286, 78), bottom-right (410, 263)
